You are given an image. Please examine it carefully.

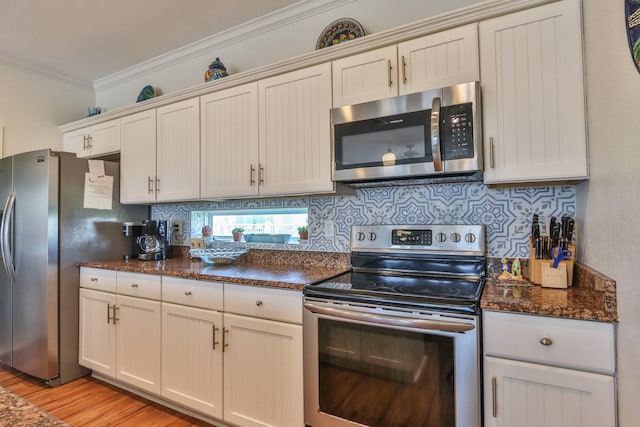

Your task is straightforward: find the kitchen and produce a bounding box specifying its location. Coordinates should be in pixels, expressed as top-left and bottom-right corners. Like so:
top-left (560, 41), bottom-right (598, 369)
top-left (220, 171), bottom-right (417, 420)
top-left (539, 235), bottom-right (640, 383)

top-left (0, 0), bottom-right (636, 426)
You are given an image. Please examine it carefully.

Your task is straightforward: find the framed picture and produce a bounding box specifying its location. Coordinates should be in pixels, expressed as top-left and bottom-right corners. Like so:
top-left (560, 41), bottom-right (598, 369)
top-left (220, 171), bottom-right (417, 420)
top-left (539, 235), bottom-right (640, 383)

top-left (625, 0), bottom-right (640, 73)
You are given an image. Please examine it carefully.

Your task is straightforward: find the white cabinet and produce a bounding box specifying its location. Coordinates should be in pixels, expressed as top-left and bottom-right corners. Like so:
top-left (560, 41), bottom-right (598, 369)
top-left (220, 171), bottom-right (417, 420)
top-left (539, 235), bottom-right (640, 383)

top-left (258, 63), bottom-right (334, 196)
top-left (156, 98), bottom-right (200, 201)
top-left (332, 23), bottom-right (479, 107)
top-left (161, 277), bottom-right (224, 419)
top-left (483, 311), bottom-right (617, 427)
top-left (78, 268), bottom-right (161, 395)
top-left (200, 82), bottom-right (259, 198)
top-left (120, 110), bottom-right (156, 203)
top-left (62, 119), bottom-right (121, 158)
top-left (120, 98), bottom-right (199, 203)
top-left (223, 284), bottom-right (303, 427)
top-left (480, 0), bottom-right (588, 184)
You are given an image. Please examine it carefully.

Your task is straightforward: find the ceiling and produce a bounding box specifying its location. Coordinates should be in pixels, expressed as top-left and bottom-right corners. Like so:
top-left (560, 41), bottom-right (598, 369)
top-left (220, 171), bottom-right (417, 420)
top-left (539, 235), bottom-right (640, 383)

top-left (0, 0), bottom-right (299, 83)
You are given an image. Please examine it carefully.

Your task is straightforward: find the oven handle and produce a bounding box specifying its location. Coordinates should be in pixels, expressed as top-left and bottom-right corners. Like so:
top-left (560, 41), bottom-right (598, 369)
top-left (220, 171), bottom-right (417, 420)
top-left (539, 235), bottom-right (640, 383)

top-left (303, 302), bottom-right (474, 333)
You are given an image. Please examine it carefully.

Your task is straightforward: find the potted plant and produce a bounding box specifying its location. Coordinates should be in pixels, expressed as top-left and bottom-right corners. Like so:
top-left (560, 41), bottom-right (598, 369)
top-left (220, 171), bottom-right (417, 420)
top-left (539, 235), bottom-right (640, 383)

top-left (298, 226), bottom-right (308, 241)
top-left (232, 227), bottom-right (244, 242)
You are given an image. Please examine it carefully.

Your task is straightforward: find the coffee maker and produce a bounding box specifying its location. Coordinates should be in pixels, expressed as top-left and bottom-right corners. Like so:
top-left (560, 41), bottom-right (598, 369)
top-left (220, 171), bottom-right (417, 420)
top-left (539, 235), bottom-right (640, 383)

top-left (137, 220), bottom-right (169, 261)
top-left (122, 222), bottom-right (144, 260)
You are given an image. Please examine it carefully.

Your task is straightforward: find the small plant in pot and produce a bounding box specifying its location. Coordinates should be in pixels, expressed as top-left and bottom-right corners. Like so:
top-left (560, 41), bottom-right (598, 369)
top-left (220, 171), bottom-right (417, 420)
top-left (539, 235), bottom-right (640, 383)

top-left (232, 227), bottom-right (244, 242)
top-left (298, 226), bottom-right (308, 241)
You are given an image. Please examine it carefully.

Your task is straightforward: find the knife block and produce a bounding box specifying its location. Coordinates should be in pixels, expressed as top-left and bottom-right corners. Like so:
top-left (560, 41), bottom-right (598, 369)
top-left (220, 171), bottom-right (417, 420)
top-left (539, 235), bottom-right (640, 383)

top-left (529, 239), bottom-right (575, 288)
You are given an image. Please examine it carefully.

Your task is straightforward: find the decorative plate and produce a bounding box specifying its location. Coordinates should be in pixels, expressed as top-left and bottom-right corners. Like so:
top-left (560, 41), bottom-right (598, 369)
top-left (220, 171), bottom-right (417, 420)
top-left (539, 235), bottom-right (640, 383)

top-left (316, 18), bottom-right (364, 50)
top-left (136, 85), bottom-right (156, 103)
top-left (626, 0), bottom-right (640, 73)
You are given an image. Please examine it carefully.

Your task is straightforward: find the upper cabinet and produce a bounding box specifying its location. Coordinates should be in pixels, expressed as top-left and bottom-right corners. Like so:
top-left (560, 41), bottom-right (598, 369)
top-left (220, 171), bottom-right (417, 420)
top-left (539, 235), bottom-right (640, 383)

top-left (62, 118), bottom-right (121, 158)
top-left (258, 63), bottom-right (334, 196)
top-left (480, 0), bottom-right (588, 184)
top-left (120, 110), bottom-right (156, 204)
top-left (200, 82), bottom-right (260, 199)
top-left (332, 23), bottom-right (479, 107)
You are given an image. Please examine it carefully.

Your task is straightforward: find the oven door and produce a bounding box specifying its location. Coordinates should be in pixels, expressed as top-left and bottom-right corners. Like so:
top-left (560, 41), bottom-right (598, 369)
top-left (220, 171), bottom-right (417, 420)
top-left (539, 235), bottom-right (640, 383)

top-left (303, 298), bottom-right (480, 427)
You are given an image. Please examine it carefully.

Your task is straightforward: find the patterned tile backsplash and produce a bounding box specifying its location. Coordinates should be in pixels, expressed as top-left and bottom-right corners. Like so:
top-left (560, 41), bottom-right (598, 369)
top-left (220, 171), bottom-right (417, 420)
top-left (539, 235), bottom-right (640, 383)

top-left (152, 183), bottom-right (575, 258)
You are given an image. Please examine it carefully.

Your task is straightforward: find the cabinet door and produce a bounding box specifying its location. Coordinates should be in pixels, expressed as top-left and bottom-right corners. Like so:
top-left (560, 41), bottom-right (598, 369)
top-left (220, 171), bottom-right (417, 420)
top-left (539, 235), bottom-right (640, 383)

top-left (223, 313), bottom-right (303, 427)
top-left (480, 0), bottom-right (588, 184)
top-left (398, 23), bottom-right (479, 95)
top-left (484, 356), bottom-right (616, 427)
top-left (258, 63), bottom-right (334, 196)
top-left (161, 303), bottom-right (223, 419)
top-left (89, 119), bottom-right (121, 157)
top-left (156, 98), bottom-right (200, 201)
top-left (201, 82), bottom-right (259, 198)
top-left (332, 45), bottom-right (398, 107)
top-left (120, 110), bottom-right (156, 203)
top-left (78, 288), bottom-right (116, 377)
top-left (115, 294), bottom-right (161, 394)
top-left (62, 128), bottom-right (89, 158)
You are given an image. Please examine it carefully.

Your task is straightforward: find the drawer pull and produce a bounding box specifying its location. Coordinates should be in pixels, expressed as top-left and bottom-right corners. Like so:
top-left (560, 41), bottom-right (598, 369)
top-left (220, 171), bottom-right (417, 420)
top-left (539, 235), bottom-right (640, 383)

top-left (539, 337), bottom-right (553, 346)
top-left (256, 300), bottom-right (263, 307)
top-left (90, 277), bottom-right (98, 282)
top-left (184, 291), bottom-right (192, 296)
top-left (131, 283), bottom-right (139, 288)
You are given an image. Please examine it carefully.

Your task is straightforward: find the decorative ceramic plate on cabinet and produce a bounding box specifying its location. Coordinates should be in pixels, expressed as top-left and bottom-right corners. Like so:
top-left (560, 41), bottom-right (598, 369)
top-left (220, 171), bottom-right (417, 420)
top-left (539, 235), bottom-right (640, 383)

top-left (626, 0), bottom-right (640, 73)
top-left (316, 18), bottom-right (364, 50)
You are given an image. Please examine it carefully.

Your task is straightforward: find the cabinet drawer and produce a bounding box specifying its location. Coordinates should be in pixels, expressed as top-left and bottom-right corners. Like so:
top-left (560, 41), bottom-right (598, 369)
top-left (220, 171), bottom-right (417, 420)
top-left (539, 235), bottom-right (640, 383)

top-left (224, 284), bottom-right (302, 324)
top-left (80, 267), bottom-right (116, 293)
top-left (162, 276), bottom-right (223, 311)
top-left (483, 311), bottom-right (615, 374)
top-left (116, 271), bottom-right (161, 300)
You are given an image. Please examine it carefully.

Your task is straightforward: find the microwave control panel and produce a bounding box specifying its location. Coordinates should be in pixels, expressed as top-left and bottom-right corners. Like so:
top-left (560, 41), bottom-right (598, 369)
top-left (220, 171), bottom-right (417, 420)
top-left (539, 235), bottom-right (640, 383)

top-left (442, 102), bottom-right (474, 160)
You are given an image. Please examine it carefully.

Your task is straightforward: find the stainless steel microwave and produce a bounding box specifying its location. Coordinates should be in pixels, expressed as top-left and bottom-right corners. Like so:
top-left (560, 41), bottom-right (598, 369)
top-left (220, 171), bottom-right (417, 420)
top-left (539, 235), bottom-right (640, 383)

top-left (331, 81), bottom-right (482, 184)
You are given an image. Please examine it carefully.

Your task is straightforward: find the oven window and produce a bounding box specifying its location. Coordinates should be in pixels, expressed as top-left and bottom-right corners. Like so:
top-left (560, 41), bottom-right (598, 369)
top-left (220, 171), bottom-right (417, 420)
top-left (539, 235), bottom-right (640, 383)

top-left (318, 318), bottom-right (455, 427)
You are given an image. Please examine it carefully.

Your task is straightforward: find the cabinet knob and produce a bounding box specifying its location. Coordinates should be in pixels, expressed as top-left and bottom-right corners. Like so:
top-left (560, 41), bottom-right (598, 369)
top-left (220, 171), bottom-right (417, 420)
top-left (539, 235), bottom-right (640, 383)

top-left (256, 300), bottom-right (263, 307)
top-left (539, 337), bottom-right (553, 346)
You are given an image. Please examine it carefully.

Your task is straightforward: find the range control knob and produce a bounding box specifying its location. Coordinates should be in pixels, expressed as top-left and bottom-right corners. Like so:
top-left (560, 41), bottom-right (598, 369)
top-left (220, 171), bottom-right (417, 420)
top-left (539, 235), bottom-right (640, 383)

top-left (356, 232), bottom-right (366, 241)
top-left (435, 232), bottom-right (447, 243)
top-left (465, 233), bottom-right (477, 243)
top-left (368, 232), bottom-right (377, 241)
top-left (450, 232), bottom-right (461, 243)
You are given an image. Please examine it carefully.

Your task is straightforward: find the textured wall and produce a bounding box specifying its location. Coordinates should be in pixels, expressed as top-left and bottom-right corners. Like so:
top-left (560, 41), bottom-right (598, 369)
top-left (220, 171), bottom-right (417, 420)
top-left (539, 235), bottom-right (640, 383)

top-left (152, 182), bottom-right (575, 258)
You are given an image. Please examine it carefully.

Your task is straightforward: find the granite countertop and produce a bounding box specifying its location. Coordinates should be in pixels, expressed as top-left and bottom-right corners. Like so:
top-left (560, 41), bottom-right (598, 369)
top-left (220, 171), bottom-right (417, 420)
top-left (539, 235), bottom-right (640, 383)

top-left (79, 249), bottom-right (351, 291)
top-left (481, 260), bottom-right (618, 322)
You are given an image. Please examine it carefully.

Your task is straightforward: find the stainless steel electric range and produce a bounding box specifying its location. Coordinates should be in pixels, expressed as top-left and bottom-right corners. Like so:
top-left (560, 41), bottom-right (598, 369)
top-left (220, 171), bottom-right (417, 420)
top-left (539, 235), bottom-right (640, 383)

top-left (303, 224), bottom-right (486, 427)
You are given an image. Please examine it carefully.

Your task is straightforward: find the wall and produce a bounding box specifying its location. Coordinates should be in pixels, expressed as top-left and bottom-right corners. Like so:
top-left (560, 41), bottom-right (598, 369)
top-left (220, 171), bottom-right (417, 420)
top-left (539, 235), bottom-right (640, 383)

top-left (95, 0), bottom-right (479, 110)
top-left (0, 58), bottom-right (94, 156)
top-left (152, 183), bottom-right (575, 258)
top-left (578, 1), bottom-right (640, 425)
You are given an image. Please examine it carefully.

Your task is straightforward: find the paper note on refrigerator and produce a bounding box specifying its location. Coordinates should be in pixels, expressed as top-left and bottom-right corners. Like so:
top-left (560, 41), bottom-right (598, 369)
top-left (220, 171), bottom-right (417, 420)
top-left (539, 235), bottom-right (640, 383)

top-left (83, 173), bottom-right (113, 210)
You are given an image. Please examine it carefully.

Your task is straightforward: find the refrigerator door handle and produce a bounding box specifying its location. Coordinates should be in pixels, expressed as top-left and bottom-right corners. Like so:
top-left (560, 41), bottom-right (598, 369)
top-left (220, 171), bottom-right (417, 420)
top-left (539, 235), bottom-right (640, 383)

top-left (0, 191), bottom-right (16, 280)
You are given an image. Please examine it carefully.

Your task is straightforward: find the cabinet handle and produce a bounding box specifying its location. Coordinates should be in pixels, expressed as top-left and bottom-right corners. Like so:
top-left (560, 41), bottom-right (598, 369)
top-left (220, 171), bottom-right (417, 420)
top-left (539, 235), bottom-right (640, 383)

top-left (184, 291), bottom-right (192, 296)
top-left (83, 135), bottom-right (89, 150)
top-left (388, 59), bottom-right (393, 87)
top-left (87, 135), bottom-right (93, 149)
top-left (492, 376), bottom-right (498, 417)
top-left (401, 55), bottom-right (407, 83)
top-left (148, 176), bottom-right (154, 194)
top-left (155, 177), bottom-right (160, 193)
top-left (113, 305), bottom-right (119, 324)
top-left (256, 300), bottom-right (263, 307)
top-left (250, 164), bottom-right (256, 186)
top-left (107, 303), bottom-right (113, 324)
top-left (212, 324), bottom-right (220, 350)
top-left (223, 328), bottom-right (229, 352)
top-left (258, 163), bottom-right (264, 185)
top-left (489, 137), bottom-right (495, 169)
top-left (90, 277), bottom-right (98, 282)
top-left (131, 283), bottom-right (138, 288)
top-left (539, 337), bottom-right (553, 346)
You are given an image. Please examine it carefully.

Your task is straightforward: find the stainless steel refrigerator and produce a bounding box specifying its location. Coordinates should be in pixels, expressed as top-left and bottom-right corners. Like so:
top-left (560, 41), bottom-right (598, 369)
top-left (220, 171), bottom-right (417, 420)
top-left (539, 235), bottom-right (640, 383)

top-left (0, 149), bottom-right (148, 385)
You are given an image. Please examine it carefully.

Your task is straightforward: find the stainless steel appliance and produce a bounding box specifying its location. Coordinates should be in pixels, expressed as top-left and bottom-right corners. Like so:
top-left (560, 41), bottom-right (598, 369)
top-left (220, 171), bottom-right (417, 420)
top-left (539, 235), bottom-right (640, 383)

top-left (137, 219), bottom-right (168, 261)
top-left (332, 81), bottom-right (482, 185)
top-left (0, 149), bottom-right (148, 385)
top-left (122, 221), bottom-right (144, 260)
top-left (303, 224), bottom-right (486, 427)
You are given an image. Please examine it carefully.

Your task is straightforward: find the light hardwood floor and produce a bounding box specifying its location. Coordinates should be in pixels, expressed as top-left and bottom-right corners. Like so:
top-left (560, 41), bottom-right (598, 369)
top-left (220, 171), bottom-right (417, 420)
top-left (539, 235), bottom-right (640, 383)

top-left (0, 364), bottom-right (215, 426)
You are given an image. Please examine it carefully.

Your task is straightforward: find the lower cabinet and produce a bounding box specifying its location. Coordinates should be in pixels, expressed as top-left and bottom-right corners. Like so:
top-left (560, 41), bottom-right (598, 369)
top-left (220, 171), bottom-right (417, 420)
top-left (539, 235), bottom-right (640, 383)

top-left (79, 268), bottom-right (303, 427)
top-left (483, 310), bottom-right (617, 427)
